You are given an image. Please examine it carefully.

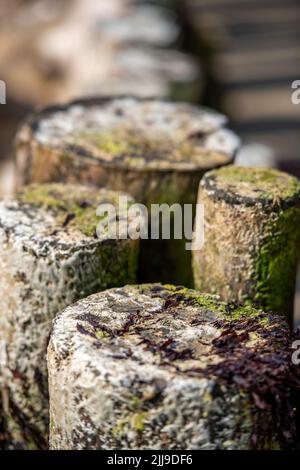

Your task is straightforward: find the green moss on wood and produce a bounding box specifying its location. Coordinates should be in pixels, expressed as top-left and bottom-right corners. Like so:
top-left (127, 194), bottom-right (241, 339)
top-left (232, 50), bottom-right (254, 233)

top-left (19, 183), bottom-right (123, 237)
top-left (255, 206), bottom-right (300, 318)
top-left (72, 129), bottom-right (227, 167)
top-left (131, 412), bottom-right (147, 432)
top-left (208, 166), bottom-right (300, 202)
top-left (137, 284), bottom-right (272, 325)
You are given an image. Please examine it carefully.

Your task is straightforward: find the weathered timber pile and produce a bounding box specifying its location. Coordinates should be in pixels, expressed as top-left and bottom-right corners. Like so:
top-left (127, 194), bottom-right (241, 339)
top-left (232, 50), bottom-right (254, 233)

top-left (0, 0), bottom-right (200, 105)
top-left (192, 166), bottom-right (300, 325)
top-left (0, 0), bottom-right (201, 198)
top-left (0, 0), bottom-right (299, 454)
top-left (0, 183), bottom-right (139, 449)
top-left (15, 96), bottom-right (239, 286)
top-left (48, 284), bottom-right (299, 450)
top-left (179, 0), bottom-right (300, 168)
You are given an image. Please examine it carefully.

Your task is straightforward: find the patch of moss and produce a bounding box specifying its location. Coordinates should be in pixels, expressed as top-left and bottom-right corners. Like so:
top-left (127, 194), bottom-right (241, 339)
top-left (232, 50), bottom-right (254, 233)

top-left (131, 412), bottom-right (147, 432)
top-left (112, 392), bottom-right (150, 438)
top-left (73, 130), bottom-right (159, 162)
top-left (72, 129), bottom-right (227, 167)
top-left (112, 418), bottom-right (127, 438)
top-left (74, 131), bottom-right (132, 156)
top-left (209, 166), bottom-right (300, 202)
top-left (95, 330), bottom-right (110, 339)
top-left (228, 304), bottom-right (264, 320)
top-left (254, 206), bottom-right (300, 321)
top-left (137, 284), bottom-right (272, 324)
top-left (76, 242), bottom-right (138, 300)
top-left (112, 411), bottom-right (148, 438)
top-left (74, 205), bottom-right (103, 237)
top-left (20, 184), bottom-right (117, 238)
top-left (129, 394), bottom-right (143, 411)
top-left (21, 185), bottom-right (63, 209)
top-left (158, 285), bottom-right (227, 313)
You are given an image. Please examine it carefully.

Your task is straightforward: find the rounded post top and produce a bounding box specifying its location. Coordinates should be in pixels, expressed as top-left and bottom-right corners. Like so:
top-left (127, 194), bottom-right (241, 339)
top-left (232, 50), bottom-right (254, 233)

top-left (201, 165), bottom-right (300, 208)
top-left (0, 183), bottom-right (135, 245)
top-left (19, 96), bottom-right (239, 172)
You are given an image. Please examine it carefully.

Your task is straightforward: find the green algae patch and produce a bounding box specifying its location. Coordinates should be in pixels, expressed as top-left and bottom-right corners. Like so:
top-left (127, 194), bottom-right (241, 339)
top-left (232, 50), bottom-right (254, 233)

top-left (71, 129), bottom-right (229, 168)
top-left (20, 184), bottom-right (64, 209)
top-left (207, 166), bottom-right (300, 204)
top-left (254, 206), bottom-right (300, 319)
top-left (112, 418), bottom-right (127, 438)
top-left (72, 129), bottom-right (144, 157)
top-left (19, 183), bottom-right (126, 238)
top-left (137, 284), bottom-right (273, 323)
top-left (131, 412), bottom-right (148, 432)
top-left (112, 411), bottom-right (148, 439)
top-left (194, 166), bottom-right (300, 324)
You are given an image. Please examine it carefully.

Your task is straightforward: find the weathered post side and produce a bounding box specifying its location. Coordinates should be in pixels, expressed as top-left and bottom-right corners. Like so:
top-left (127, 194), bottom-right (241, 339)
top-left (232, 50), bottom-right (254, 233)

top-left (193, 166), bottom-right (300, 324)
top-left (15, 97), bottom-right (239, 286)
top-left (0, 183), bottom-right (139, 449)
top-left (48, 284), bottom-right (298, 450)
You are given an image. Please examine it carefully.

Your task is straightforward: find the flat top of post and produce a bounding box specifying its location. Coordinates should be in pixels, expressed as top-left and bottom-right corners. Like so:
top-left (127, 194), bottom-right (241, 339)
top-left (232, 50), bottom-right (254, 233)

top-left (24, 97), bottom-right (239, 172)
top-left (0, 183), bottom-right (135, 246)
top-left (202, 165), bottom-right (300, 208)
top-left (52, 284), bottom-right (291, 395)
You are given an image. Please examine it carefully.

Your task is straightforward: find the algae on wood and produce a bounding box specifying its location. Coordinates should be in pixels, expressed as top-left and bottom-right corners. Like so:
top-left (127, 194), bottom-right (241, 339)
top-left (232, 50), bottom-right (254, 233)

top-left (48, 284), bottom-right (297, 450)
top-left (15, 97), bottom-right (239, 286)
top-left (193, 166), bottom-right (300, 325)
top-left (0, 183), bottom-right (139, 449)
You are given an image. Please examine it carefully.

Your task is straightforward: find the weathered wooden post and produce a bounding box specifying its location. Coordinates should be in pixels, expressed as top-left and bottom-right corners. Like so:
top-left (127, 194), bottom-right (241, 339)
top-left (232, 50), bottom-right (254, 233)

top-left (192, 166), bottom-right (300, 325)
top-left (0, 183), bottom-right (139, 449)
top-left (48, 284), bottom-right (298, 450)
top-left (15, 97), bottom-right (239, 286)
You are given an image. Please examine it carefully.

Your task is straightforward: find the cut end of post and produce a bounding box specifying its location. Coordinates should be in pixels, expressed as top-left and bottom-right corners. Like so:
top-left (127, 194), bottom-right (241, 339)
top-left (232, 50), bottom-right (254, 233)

top-left (202, 165), bottom-right (300, 208)
top-left (16, 183), bottom-right (135, 240)
top-left (16, 97), bottom-right (239, 176)
top-left (194, 166), bottom-right (300, 324)
top-left (48, 284), bottom-right (297, 450)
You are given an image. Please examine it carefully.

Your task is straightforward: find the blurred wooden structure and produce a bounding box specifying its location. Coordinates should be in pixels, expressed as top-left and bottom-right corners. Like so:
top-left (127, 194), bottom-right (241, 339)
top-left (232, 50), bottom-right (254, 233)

top-left (179, 0), bottom-right (300, 172)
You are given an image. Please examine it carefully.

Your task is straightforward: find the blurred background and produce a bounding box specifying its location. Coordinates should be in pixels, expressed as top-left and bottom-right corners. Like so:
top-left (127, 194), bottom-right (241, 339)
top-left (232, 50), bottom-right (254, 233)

top-left (0, 0), bottom-right (300, 324)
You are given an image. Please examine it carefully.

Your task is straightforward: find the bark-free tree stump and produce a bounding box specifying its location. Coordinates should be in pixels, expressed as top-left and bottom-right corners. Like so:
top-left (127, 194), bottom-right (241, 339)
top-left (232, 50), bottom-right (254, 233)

top-left (15, 97), bottom-right (239, 286)
top-left (48, 284), bottom-right (298, 450)
top-left (0, 183), bottom-right (139, 449)
top-left (193, 166), bottom-right (300, 325)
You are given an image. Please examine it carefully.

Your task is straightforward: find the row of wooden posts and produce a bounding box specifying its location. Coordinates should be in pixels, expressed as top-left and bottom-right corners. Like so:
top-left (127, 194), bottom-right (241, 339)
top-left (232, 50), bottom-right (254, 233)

top-left (0, 96), bottom-right (300, 449)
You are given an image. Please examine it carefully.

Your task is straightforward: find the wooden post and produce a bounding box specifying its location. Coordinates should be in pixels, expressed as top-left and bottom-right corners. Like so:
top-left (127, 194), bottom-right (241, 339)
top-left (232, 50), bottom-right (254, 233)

top-left (15, 97), bottom-right (239, 286)
top-left (192, 166), bottom-right (300, 325)
top-left (0, 183), bottom-right (139, 449)
top-left (48, 284), bottom-right (297, 450)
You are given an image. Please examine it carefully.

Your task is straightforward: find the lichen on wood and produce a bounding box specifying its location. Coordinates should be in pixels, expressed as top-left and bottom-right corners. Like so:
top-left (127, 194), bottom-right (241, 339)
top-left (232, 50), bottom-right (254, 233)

top-left (0, 183), bottom-right (139, 449)
top-left (48, 284), bottom-right (298, 450)
top-left (15, 96), bottom-right (239, 286)
top-left (192, 166), bottom-right (300, 325)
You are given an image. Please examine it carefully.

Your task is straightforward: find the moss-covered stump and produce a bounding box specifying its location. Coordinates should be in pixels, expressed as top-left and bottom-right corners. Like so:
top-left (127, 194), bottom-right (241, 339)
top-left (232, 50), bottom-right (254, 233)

top-left (48, 284), bottom-right (298, 450)
top-left (15, 97), bottom-right (239, 286)
top-left (0, 183), bottom-right (139, 449)
top-left (193, 166), bottom-right (300, 325)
